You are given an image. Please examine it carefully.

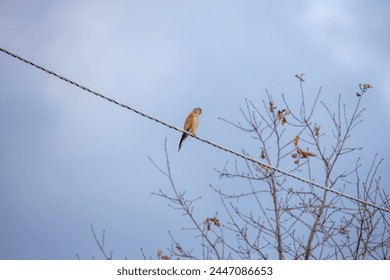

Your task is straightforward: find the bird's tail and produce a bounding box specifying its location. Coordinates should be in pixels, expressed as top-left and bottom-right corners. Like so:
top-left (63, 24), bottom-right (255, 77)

top-left (178, 134), bottom-right (187, 151)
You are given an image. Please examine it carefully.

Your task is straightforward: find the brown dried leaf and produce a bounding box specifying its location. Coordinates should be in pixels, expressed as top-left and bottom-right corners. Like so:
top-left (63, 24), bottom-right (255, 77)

top-left (358, 83), bottom-right (373, 96)
top-left (204, 218), bottom-right (211, 231)
top-left (297, 147), bottom-right (316, 158)
top-left (161, 255), bottom-right (170, 260)
top-left (157, 249), bottom-right (162, 257)
top-left (210, 217), bottom-right (221, 228)
top-left (277, 110), bottom-right (282, 120)
top-left (281, 117), bottom-right (287, 125)
top-left (297, 147), bottom-right (305, 157)
top-left (293, 135), bottom-right (299, 146)
top-left (205, 217), bottom-right (221, 230)
top-left (291, 153), bottom-right (298, 158)
top-left (306, 151), bottom-right (316, 157)
top-left (362, 83), bottom-right (373, 90)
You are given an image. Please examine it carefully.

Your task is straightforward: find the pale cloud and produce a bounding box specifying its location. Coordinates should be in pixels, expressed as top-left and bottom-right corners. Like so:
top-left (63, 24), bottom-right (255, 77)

top-left (42, 2), bottom-right (184, 104)
top-left (2, 1), bottom-right (389, 260)
top-left (32, 2), bottom-right (188, 159)
top-left (297, 1), bottom-right (390, 108)
top-left (298, 1), bottom-right (377, 70)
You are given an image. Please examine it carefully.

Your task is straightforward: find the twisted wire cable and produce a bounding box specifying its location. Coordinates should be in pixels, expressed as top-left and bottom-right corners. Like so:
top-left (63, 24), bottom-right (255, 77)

top-left (1, 47), bottom-right (389, 213)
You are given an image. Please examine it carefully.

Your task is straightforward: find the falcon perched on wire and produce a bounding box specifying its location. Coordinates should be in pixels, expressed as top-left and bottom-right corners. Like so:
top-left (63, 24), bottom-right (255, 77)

top-left (178, 107), bottom-right (202, 151)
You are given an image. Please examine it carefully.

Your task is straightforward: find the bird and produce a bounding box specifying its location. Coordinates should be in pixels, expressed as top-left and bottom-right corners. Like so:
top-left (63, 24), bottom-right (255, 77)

top-left (178, 107), bottom-right (202, 151)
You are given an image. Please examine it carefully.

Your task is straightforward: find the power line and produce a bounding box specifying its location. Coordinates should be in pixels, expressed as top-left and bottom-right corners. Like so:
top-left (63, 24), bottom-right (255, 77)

top-left (1, 47), bottom-right (389, 213)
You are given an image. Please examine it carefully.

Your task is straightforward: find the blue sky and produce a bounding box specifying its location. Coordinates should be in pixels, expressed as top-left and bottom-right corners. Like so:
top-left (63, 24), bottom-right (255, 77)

top-left (1, 0), bottom-right (389, 259)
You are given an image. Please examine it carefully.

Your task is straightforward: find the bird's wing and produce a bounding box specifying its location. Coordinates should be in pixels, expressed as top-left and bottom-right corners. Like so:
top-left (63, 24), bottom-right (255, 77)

top-left (183, 112), bottom-right (194, 131)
